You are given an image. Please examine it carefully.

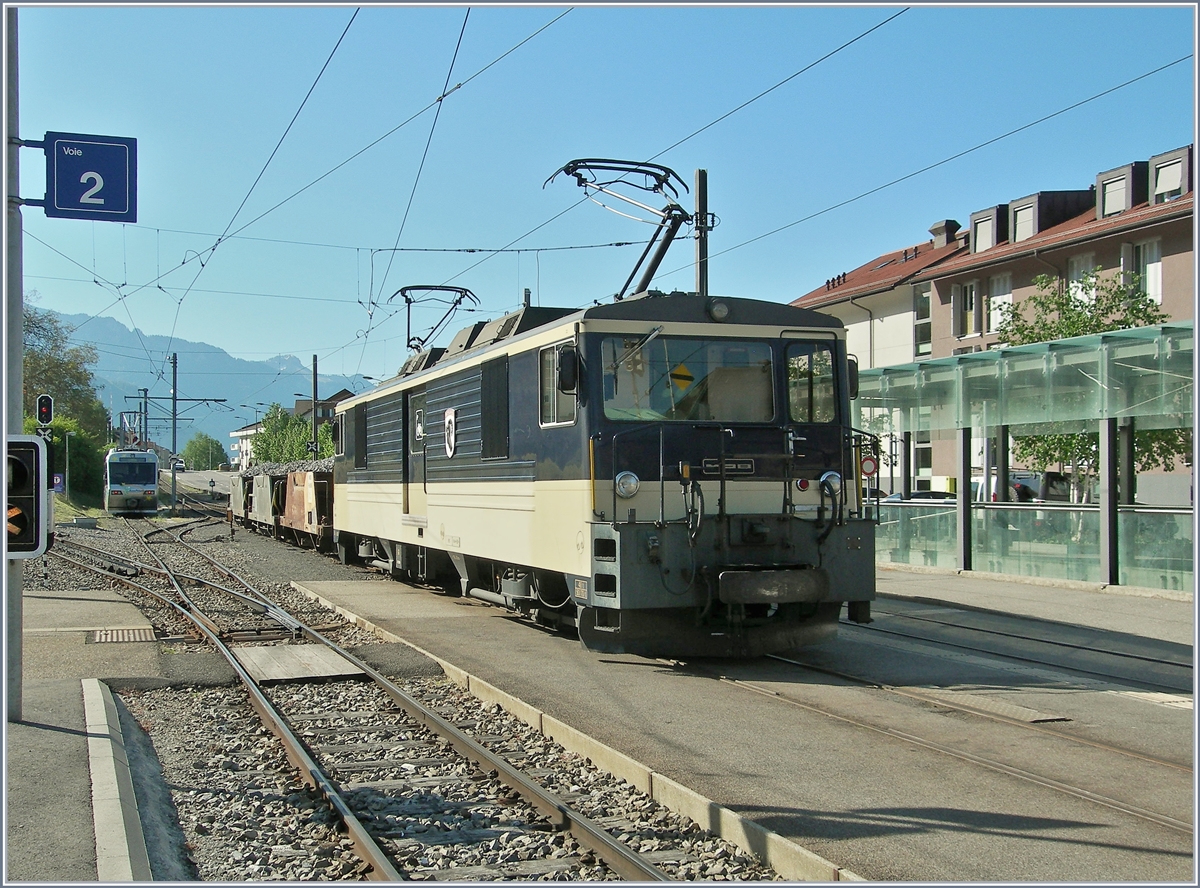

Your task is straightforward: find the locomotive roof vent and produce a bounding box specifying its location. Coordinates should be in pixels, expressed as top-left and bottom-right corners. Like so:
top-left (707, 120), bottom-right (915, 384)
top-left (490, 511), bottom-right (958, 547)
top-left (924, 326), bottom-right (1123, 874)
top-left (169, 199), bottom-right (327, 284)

top-left (400, 347), bottom-right (446, 377)
top-left (442, 321), bottom-right (489, 358)
top-left (458, 306), bottom-right (578, 355)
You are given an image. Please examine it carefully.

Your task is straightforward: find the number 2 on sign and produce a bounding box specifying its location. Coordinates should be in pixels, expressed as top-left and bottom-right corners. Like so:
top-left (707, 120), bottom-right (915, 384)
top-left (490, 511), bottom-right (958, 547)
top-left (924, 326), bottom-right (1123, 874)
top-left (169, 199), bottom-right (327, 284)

top-left (79, 171), bottom-right (104, 205)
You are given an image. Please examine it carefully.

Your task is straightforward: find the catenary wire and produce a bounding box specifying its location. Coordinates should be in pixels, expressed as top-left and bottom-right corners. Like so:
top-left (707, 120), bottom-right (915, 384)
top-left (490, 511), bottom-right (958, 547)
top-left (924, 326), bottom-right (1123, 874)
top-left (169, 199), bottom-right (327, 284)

top-left (156, 8), bottom-right (361, 375)
top-left (652, 53), bottom-right (1196, 285)
top-left (356, 8), bottom-right (472, 373)
top-left (34, 6), bottom-right (574, 368)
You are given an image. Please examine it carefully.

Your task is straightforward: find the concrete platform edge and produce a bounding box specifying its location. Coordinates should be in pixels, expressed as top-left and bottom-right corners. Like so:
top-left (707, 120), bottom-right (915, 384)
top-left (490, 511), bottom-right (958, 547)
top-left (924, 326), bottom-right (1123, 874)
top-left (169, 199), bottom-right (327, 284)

top-left (291, 581), bottom-right (860, 882)
top-left (82, 678), bottom-right (152, 881)
top-left (877, 561), bottom-right (1193, 602)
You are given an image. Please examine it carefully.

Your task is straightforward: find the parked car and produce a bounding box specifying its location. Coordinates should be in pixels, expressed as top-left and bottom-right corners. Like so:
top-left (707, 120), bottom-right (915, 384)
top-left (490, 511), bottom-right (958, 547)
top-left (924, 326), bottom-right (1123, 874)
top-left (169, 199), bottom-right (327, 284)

top-left (969, 471), bottom-right (1069, 503)
top-left (169, 457), bottom-right (186, 471)
top-left (882, 490), bottom-right (956, 502)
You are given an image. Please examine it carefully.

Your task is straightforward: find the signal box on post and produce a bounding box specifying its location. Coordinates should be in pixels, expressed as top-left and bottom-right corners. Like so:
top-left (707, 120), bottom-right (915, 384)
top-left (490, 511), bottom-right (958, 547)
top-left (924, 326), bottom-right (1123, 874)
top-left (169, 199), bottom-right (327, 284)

top-left (7, 435), bottom-right (49, 559)
top-left (36, 394), bottom-right (53, 426)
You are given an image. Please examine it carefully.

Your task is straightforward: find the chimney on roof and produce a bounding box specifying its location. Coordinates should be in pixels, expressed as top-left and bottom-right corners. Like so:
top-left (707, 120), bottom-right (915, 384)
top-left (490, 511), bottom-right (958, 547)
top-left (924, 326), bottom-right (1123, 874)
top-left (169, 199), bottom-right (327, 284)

top-left (928, 219), bottom-right (961, 249)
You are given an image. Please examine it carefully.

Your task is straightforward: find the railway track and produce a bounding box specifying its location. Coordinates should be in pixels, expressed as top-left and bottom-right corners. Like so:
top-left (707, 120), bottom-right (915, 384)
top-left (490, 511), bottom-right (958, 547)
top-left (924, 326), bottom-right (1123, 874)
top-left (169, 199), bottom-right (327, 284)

top-left (46, 518), bottom-right (781, 881)
top-left (851, 601), bottom-right (1193, 693)
top-left (675, 603), bottom-right (1193, 841)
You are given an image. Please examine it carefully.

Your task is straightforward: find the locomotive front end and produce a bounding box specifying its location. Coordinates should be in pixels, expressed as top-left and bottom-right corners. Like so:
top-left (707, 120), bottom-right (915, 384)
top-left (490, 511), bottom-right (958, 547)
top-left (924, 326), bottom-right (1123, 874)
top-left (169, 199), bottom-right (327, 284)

top-left (575, 295), bottom-right (877, 657)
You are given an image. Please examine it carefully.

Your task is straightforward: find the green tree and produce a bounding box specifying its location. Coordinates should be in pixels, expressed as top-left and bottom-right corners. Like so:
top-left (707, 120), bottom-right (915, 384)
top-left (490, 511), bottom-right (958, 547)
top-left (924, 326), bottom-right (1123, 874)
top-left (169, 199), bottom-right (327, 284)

top-left (997, 269), bottom-right (1190, 502)
top-left (23, 301), bottom-right (109, 441)
top-left (21, 416), bottom-right (105, 501)
top-left (250, 404), bottom-right (335, 464)
top-left (182, 432), bottom-right (230, 470)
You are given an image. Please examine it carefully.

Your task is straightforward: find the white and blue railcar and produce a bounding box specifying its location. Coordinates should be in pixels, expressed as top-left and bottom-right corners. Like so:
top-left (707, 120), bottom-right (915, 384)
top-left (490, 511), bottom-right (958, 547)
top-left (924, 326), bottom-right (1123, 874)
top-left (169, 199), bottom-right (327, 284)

top-left (104, 448), bottom-right (159, 515)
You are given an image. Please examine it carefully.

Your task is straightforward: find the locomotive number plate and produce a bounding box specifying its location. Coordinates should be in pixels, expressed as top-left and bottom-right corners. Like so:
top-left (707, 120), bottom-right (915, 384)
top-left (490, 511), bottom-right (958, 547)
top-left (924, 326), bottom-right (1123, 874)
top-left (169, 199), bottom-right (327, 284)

top-left (702, 458), bottom-right (754, 475)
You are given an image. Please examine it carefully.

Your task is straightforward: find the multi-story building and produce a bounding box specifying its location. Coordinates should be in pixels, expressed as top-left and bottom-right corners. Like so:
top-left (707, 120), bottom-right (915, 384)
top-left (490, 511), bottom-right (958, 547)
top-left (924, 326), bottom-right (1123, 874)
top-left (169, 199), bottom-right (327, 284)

top-left (794, 144), bottom-right (1193, 365)
top-left (793, 145), bottom-right (1193, 500)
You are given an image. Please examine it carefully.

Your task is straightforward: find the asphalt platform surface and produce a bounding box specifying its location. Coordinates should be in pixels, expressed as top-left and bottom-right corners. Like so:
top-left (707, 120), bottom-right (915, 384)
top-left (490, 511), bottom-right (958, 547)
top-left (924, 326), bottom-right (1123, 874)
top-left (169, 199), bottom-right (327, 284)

top-left (4, 559), bottom-right (1192, 882)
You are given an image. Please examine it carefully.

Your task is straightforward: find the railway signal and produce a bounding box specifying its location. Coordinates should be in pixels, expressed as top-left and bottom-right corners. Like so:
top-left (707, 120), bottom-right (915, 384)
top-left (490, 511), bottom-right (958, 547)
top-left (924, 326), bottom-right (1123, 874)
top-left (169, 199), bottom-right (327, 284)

top-left (7, 436), bottom-right (49, 558)
top-left (35, 393), bottom-right (53, 426)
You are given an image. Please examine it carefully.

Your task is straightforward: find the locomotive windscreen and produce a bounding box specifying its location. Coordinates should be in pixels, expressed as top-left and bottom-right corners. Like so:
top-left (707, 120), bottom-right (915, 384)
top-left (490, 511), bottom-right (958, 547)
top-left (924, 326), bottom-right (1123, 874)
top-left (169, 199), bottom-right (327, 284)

top-left (601, 336), bottom-right (775, 423)
top-left (108, 461), bottom-right (157, 484)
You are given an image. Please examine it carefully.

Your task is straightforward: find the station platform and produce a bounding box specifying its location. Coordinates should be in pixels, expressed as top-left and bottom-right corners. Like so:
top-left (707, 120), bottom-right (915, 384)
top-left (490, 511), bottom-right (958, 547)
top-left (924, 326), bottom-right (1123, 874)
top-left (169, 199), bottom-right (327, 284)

top-left (5, 566), bottom-right (1192, 881)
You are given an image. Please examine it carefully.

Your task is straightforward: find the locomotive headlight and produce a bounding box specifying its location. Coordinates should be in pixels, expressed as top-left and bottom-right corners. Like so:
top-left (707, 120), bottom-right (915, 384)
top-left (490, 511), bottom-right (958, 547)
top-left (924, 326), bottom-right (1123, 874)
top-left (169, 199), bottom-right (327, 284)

top-left (614, 471), bottom-right (641, 498)
top-left (707, 298), bottom-right (731, 322)
top-left (819, 470), bottom-right (842, 494)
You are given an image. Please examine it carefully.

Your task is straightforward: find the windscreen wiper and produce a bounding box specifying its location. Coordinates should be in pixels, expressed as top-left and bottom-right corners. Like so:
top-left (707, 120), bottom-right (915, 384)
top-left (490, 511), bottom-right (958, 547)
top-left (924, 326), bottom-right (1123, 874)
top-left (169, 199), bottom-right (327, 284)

top-left (608, 325), bottom-right (664, 372)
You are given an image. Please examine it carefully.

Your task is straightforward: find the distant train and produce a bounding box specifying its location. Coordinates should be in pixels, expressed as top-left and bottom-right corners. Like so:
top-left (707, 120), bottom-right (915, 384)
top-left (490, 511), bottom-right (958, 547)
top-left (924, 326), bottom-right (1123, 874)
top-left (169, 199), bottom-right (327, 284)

top-left (229, 158), bottom-right (880, 658)
top-left (104, 448), bottom-right (159, 515)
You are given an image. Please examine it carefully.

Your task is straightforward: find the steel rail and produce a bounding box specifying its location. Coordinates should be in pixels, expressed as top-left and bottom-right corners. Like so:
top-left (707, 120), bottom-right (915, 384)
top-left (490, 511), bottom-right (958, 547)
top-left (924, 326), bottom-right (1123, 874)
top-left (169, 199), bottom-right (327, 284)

top-left (844, 618), bottom-right (1192, 693)
top-left (280, 618), bottom-right (673, 881)
top-left (58, 527), bottom-right (673, 880)
top-left (162, 524), bottom-right (671, 879)
top-left (46, 546), bottom-right (405, 880)
top-left (863, 606), bottom-right (1192, 671)
top-left (56, 536), bottom-right (294, 631)
top-left (769, 652), bottom-right (1192, 775)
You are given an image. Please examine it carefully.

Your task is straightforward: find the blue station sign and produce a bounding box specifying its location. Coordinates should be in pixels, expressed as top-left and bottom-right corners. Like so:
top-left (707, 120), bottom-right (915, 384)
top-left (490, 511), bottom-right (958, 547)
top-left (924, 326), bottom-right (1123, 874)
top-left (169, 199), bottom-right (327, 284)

top-left (44, 131), bottom-right (137, 222)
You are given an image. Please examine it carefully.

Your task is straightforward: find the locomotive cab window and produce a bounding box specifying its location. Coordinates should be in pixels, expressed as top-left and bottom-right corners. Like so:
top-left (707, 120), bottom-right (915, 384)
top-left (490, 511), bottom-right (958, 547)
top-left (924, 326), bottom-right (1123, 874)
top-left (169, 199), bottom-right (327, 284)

top-left (786, 342), bottom-right (837, 423)
top-left (601, 336), bottom-right (773, 423)
top-left (539, 343), bottom-right (577, 426)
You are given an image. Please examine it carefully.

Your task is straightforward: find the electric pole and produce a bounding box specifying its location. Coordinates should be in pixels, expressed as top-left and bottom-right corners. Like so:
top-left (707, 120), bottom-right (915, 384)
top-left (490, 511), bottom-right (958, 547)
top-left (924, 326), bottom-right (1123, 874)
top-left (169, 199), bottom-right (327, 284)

top-left (6, 6), bottom-right (23, 721)
top-left (695, 169), bottom-right (709, 299)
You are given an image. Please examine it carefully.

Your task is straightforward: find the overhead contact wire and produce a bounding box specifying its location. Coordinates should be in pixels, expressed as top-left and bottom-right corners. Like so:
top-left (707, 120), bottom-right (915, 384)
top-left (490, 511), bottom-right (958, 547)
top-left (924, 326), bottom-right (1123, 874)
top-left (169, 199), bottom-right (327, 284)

top-left (157, 8), bottom-right (361, 375)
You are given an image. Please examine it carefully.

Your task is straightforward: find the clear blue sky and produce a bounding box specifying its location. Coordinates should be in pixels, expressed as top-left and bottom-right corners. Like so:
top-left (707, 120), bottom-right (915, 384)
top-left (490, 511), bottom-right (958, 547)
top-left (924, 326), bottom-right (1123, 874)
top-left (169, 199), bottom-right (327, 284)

top-left (17, 4), bottom-right (1197, 396)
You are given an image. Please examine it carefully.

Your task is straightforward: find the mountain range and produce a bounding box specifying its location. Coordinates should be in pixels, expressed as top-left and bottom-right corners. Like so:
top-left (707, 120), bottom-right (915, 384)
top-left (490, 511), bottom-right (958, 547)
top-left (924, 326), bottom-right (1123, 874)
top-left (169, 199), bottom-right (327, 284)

top-left (53, 311), bottom-right (370, 455)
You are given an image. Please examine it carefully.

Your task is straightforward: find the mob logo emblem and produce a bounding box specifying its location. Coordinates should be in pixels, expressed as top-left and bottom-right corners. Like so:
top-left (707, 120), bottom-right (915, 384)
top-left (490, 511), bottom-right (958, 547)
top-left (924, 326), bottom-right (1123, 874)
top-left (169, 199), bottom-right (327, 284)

top-left (444, 408), bottom-right (457, 459)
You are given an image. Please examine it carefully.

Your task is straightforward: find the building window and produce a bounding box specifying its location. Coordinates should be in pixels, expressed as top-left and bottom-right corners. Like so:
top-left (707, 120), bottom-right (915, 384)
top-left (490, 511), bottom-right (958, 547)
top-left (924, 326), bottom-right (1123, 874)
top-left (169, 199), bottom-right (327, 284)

top-left (1101, 177), bottom-right (1126, 216)
top-left (913, 283), bottom-right (931, 357)
top-left (955, 281), bottom-right (980, 336)
top-left (1067, 253), bottom-right (1096, 299)
top-left (987, 273), bottom-right (1012, 333)
top-left (1012, 205), bottom-right (1034, 242)
top-left (539, 343), bottom-right (577, 426)
top-left (1153, 160), bottom-right (1183, 203)
top-left (1135, 238), bottom-right (1163, 303)
top-left (972, 217), bottom-right (994, 252)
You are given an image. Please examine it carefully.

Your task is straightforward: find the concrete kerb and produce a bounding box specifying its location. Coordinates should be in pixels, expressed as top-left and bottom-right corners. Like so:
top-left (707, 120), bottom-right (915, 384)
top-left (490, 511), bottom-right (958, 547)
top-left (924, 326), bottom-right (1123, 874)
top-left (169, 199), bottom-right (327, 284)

top-left (877, 561), bottom-right (1193, 603)
top-left (291, 582), bottom-right (860, 881)
top-left (82, 678), bottom-right (153, 881)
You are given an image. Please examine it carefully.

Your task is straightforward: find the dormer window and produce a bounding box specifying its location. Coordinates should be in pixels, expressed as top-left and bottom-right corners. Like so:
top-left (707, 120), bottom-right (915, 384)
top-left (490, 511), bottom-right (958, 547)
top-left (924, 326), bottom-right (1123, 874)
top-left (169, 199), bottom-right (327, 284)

top-left (1101, 177), bottom-right (1126, 217)
top-left (973, 217), bottom-right (994, 251)
top-left (968, 205), bottom-right (1007, 253)
top-left (1012, 204), bottom-right (1034, 242)
top-left (1094, 161), bottom-right (1147, 219)
top-left (1150, 146), bottom-right (1191, 204)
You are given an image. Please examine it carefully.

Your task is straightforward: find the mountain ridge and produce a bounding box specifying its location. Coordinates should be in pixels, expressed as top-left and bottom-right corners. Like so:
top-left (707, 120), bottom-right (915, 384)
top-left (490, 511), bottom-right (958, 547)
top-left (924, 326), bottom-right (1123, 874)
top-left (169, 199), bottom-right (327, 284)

top-left (50, 310), bottom-right (370, 453)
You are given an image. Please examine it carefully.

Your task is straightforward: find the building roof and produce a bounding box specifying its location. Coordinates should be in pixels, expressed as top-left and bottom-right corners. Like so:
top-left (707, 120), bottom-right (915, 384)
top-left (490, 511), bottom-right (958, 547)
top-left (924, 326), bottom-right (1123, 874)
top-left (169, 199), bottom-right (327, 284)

top-left (910, 193), bottom-right (1193, 282)
top-left (792, 237), bottom-right (965, 309)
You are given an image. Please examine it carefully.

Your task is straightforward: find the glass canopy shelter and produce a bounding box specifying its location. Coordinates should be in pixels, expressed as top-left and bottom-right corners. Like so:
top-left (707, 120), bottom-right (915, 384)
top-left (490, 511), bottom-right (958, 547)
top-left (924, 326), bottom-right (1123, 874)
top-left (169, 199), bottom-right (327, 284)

top-left (854, 322), bottom-right (1193, 590)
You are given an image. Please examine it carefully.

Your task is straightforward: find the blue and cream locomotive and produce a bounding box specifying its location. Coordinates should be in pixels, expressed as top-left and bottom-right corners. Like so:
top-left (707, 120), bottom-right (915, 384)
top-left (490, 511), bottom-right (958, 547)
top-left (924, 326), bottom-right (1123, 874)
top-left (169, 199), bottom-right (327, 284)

top-left (330, 159), bottom-right (877, 657)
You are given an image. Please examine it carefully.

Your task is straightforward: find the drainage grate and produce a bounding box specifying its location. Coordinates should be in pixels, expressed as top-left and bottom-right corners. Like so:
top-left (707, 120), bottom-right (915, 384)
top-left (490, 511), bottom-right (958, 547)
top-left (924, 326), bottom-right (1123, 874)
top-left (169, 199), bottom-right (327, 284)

top-left (90, 628), bottom-right (157, 643)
